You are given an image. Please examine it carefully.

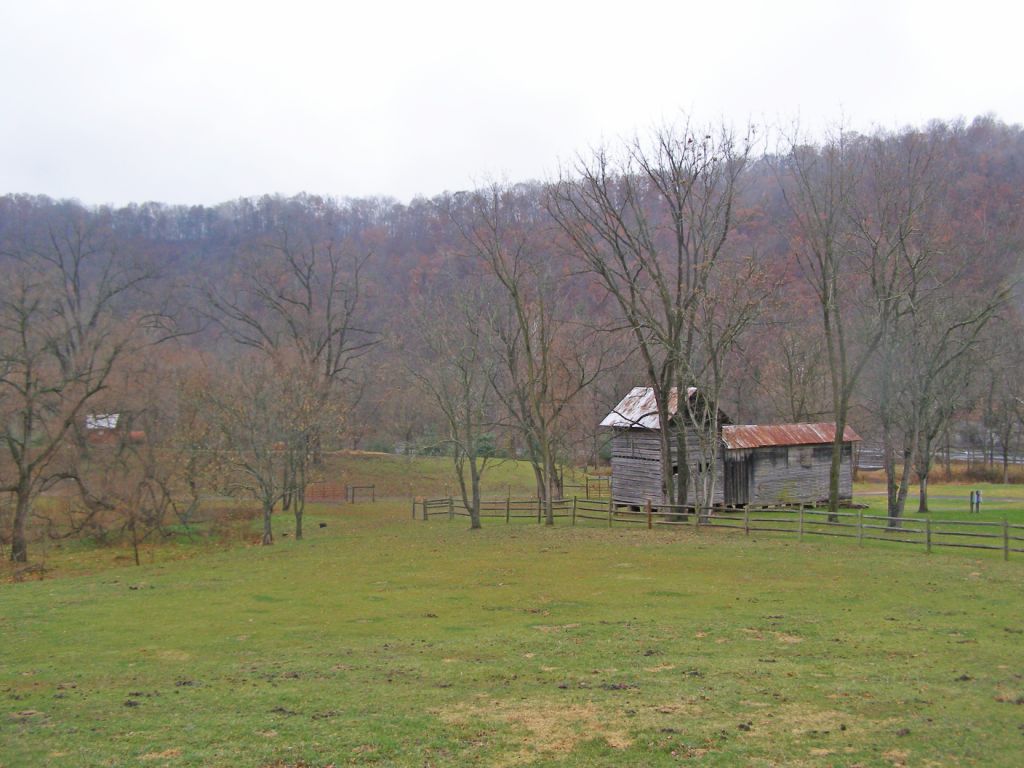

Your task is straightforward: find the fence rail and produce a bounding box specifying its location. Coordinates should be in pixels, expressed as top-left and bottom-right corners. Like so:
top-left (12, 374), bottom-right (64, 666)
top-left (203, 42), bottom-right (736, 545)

top-left (562, 475), bottom-right (610, 500)
top-left (410, 495), bottom-right (1023, 561)
top-left (304, 483), bottom-right (376, 503)
top-left (306, 482), bottom-right (347, 501)
top-left (347, 484), bottom-right (375, 503)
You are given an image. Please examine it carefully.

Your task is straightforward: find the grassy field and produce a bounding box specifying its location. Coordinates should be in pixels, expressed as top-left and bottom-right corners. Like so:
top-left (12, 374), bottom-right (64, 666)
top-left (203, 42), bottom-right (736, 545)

top-left (4, 463), bottom-right (1024, 767)
top-left (0, 455), bottom-right (575, 583)
top-left (854, 480), bottom-right (1024, 524)
top-left (310, 452), bottom-right (584, 501)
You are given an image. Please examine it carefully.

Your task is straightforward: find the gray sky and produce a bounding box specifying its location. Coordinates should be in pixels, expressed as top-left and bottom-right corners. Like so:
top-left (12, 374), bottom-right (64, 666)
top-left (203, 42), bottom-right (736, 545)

top-left (2, 0), bottom-right (1022, 206)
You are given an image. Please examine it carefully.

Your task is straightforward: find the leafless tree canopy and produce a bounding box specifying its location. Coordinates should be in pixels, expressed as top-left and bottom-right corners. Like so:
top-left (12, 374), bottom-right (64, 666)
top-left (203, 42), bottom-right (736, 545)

top-left (2, 116), bottom-right (1024, 558)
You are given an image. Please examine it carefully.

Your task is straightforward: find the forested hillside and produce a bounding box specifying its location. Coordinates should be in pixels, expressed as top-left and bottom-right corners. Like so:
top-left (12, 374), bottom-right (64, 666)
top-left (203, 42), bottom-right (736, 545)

top-left (2, 115), bottom-right (1023, 560)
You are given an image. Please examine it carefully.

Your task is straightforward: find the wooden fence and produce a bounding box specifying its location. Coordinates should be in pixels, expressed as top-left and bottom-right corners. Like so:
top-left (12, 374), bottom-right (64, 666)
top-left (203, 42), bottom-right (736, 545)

top-left (415, 496), bottom-right (574, 523)
top-left (306, 482), bottom-right (347, 501)
top-left (305, 483), bottom-right (376, 503)
top-left (411, 496), bottom-right (1024, 561)
top-left (561, 475), bottom-right (610, 500)
top-left (347, 484), bottom-right (375, 503)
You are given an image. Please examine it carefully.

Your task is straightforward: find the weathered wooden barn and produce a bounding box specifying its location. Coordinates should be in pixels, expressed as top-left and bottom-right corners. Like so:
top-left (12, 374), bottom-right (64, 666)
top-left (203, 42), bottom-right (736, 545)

top-left (601, 386), bottom-right (728, 507)
top-left (720, 423), bottom-right (860, 506)
top-left (602, 387), bottom-right (861, 508)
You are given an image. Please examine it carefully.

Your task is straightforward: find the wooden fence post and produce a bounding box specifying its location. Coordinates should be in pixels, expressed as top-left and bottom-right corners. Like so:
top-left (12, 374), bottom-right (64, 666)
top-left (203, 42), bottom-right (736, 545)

top-left (411, 498), bottom-right (417, 520)
top-left (448, 496), bottom-right (454, 520)
top-left (572, 496), bottom-right (577, 526)
top-left (799, 508), bottom-right (804, 542)
top-left (607, 494), bottom-right (613, 527)
top-left (646, 499), bottom-right (652, 530)
top-left (505, 497), bottom-right (511, 525)
top-left (1004, 518), bottom-right (1010, 561)
top-left (537, 497), bottom-right (542, 524)
top-left (744, 506), bottom-right (749, 536)
top-left (857, 511), bottom-right (863, 545)
top-left (423, 500), bottom-right (429, 521)
top-left (925, 518), bottom-right (931, 554)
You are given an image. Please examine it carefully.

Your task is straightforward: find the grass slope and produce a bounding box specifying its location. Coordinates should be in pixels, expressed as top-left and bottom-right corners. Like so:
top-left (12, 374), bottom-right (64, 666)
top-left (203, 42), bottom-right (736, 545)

top-left (3, 500), bottom-right (1024, 767)
top-left (0, 455), bottom-right (549, 583)
top-left (314, 453), bottom-right (570, 501)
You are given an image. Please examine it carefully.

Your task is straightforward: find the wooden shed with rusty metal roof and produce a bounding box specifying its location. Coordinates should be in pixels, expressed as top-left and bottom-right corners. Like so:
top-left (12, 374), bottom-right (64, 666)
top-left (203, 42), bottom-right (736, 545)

top-left (601, 387), bottom-right (861, 508)
top-left (720, 423), bottom-right (861, 506)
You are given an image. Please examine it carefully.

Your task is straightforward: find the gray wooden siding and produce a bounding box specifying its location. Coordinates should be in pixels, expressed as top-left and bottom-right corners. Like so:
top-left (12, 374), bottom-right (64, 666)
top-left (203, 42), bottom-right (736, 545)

top-left (611, 429), bottom-right (855, 507)
top-left (744, 444), bottom-right (852, 505)
top-left (610, 429), bottom-right (724, 507)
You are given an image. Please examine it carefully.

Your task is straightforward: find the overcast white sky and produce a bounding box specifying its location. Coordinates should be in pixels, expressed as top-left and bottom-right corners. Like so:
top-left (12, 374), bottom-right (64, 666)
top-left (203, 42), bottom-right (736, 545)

top-left (2, 0), bottom-right (1022, 206)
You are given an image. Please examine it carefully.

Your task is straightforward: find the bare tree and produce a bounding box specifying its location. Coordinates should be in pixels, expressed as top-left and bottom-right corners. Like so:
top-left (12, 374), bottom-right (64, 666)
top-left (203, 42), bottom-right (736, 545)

top-left (976, 319), bottom-right (1024, 487)
top-left (912, 325), bottom-right (984, 510)
top-left (206, 203), bottom-right (376, 537)
top-left (0, 202), bottom-right (156, 562)
top-left (199, 356), bottom-right (322, 545)
top-left (452, 185), bottom-right (610, 524)
top-left (856, 131), bottom-right (1008, 524)
top-left (407, 284), bottom-right (497, 528)
top-left (549, 120), bottom-right (756, 509)
top-left (776, 127), bottom-right (893, 517)
top-left (33, 353), bottom-right (215, 560)
top-left (756, 322), bottom-right (833, 423)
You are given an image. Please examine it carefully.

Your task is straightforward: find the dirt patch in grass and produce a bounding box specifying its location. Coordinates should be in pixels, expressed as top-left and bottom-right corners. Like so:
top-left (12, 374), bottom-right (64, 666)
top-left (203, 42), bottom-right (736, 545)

top-left (994, 689), bottom-right (1024, 704)
top-left (780, 706), bottom-right (850, 735)
top-left (883, 748), bottom-right (910, 766)
top-left (141, 748), bottom-right (182, 760)
top-left (8, 709), bottom-right (46, 723)
top-left (533, 623), bottom-right (581, 633)
top-left (441, 700), bottom-right (631, 764)
top-left (773, 631), bottom-right (805, 644)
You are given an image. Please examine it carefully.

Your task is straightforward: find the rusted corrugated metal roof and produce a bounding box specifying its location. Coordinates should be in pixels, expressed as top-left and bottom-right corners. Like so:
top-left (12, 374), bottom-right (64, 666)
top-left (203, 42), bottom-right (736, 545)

top-left (721, 423), bottom-right (862, 450)
top-left (600, 386), bottom-right (697, 430)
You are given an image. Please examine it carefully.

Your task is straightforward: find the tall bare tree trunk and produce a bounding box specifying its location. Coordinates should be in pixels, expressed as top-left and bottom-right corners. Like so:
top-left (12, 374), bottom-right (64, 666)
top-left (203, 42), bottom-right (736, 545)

top-left (293, 493), bottom-right (304, 540)
top-left (944, 428), bottom-right (952, 479)
top-left (262, 500), bottom-right (274, 545)
top-left (918, 474), bottom-right (929, 514)
top-left (891, 447), bottom-right (914, 528)
top-left (11, 486), bottom-right (31, 563)
top-left (293, 458), bottom-right (306, 540)
top-left (130, 517), bottom-right (141, 567)
top-left (543, 445), bottom-right (555, 525)
top-left (469, 460), bottom-right (482, 530)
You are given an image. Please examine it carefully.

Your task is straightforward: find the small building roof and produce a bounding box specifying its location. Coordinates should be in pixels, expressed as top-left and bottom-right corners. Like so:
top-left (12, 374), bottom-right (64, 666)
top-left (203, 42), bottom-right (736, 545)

top-left (600, 386), bottom-right (698, 430)
top-left (721, 423), bottom-right (861, 450)
top-left (85, 413), bottom-right (119, 430)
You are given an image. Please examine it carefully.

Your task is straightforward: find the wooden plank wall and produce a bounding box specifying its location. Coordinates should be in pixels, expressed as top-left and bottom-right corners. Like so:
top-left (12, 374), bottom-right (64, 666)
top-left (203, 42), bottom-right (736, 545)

top-left (610, 428), bottom-right (724, 507)
top-left (611, 429), bottom-right (856, 507)
top-left (746, 444), bottom-right (853, 505)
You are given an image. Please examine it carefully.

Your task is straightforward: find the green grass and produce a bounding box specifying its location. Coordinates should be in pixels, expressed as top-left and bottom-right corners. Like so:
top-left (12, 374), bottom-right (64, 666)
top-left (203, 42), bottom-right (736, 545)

top-left (1, 455), bottom-right (549, 583)
top-left (320, 452), bottom-right (567, 500)
top-left (3, 494), bottom-right (1024, 766)
top-left (856, 480), bottom-right (1024, 525)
